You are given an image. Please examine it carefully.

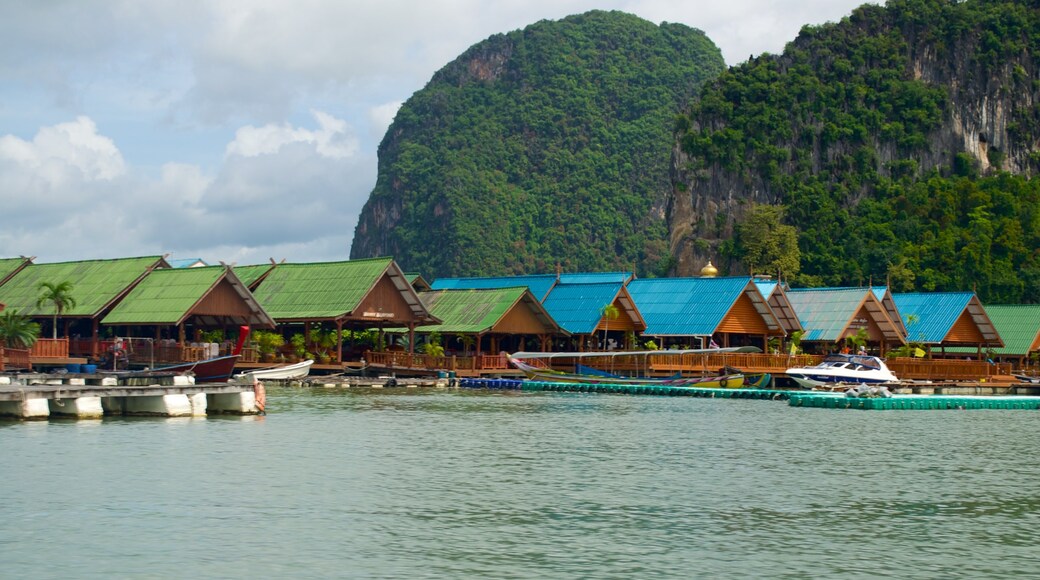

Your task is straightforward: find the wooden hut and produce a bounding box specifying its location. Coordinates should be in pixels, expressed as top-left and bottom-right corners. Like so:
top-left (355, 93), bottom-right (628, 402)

top-left (409, 287), bottom-right (564, 355)
top-left (943, 305), bottom-right (1040, 367)
top-left (626, 276), bottom-right (785, 350)
top-left (542, 281), bottom-right (645, 350)
top-left (101, 265), bottom-right (276, 364)
top-left (0, 256), bottom-right (168, 358)
top-left (248, 258), bottom-right (438, 362)
top-left (785, 287), bottom-right (905, 354)
top-left (892, 292), bottom-right (1003, 357)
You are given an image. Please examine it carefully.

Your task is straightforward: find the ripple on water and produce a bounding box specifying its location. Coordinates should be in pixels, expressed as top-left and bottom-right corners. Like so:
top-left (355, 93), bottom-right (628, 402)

top-left (2, 388), bottom-right (1040, 578)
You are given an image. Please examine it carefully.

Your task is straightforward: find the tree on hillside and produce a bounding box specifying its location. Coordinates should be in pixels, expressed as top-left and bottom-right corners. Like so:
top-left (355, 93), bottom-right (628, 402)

top-left (733, 204), bottom-right (800, 278)
top-left (36, 281), bottom-right (76, 339)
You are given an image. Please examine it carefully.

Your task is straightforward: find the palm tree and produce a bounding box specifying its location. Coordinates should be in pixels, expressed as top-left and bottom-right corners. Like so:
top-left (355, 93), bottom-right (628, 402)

top-left (0, 310), bottom-right (41, 348)
top-left (600, 303), bottom-right (620, 351)
top-left (36, 281), bottom-right (76, 339)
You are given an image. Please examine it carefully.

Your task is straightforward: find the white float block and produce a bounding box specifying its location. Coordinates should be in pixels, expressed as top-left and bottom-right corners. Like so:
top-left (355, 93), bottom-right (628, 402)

top-left (208, 391), bottom-right (257, 414)
top-left (100, 377), bottom-right (118, 386)
top-left (188, 393), bottom-right (208, 416)
top-left (124, 394), bottom-right (193, 417)
top-left (173, 375), bottom-right (195, 386)
top-left (0, 376), bottom-right (12, 385)
top-left (67, 378), bottom-right (86, 386)
top-left (0, 398), bottom-right (50, 419)
top-left (49, 396), bottom-right (104, 419)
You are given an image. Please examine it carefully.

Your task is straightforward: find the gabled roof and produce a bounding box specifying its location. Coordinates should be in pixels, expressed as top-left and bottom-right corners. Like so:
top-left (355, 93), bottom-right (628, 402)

top-left (412, 287), bottom-right (563, 334)
top-left (542, 282), bottom-right (645, 335)
top-left (753, 279), bottom-right (802, 333)
top-left (557, 272), bottom-right (635, 285)
top-left (430, 274), bottom-right (558, 302)
top-left (893, 292), bottom-right (1002, 346)
top-left (786, 286), bottom-right (903, 343)
top-left (627, 277), bottom-right (782, 337)
top-left (0, 257), bottom-right (33, 287)
top-left (945, 305), bottom-right (1040, 356)
top-left (871, 286), bottom-right (907, 337)
top-left (250, 258), bottom-right (432, 323)
top-left (102, 265), bottom-right (275, 328)
top-left (0, 256), bottom-right (167, 317)
top-left (233, 264), bottom-right (278, 289)
top-left (406, 273), bottom-right (432, 292)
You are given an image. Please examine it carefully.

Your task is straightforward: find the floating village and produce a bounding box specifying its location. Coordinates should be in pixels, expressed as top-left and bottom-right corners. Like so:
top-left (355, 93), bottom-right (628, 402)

top-left (1, 254), bottom-right (1039, 419)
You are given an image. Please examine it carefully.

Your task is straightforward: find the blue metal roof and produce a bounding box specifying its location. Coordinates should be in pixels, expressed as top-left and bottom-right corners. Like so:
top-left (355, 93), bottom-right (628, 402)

top-left (754, 280), bottom-right (778, 298)
top-left (167, 258), bottom-right (207, 268)
top-left (542, 282), bottom-right (625, 334)
top-left (892, 292), bottom-right (973, 343)
top-left (558, 272), bottom-right (634, 285)
top-left (430, 275), bottom-right (558, 301)
top-left (627, 277), bottom-right (752, 336)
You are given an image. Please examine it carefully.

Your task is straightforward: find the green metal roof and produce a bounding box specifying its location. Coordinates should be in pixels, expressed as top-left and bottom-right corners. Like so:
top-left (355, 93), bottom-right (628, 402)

top-left (0, 256), bottom-right (165, 317)
top-left (250, 258), bottom-right (400, 320)
top-left (102, 266), bottom-right (274, 327)
top-left (431, 275), bottom-right (559, 302)
top-left (945, 305), bottom-right (1040, 356)
top-left (0, 257), bottom-right (32, 287)
top-left (412, 287), bottom-right (560, 334)
top-left (786, 287), bottom-right (903, 343)
top-left (233, 264), bottom-right (278, 288)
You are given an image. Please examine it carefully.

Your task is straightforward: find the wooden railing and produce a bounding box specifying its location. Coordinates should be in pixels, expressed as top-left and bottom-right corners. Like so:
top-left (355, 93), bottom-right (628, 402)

top-left (30, 338), bottom-right (69, 359)
top-left (4, 348), bottom-right (32, 370)
top-left (364, 351), bottom-right (510, 372)
top-left (887, 358), bottom-right (1013, 381)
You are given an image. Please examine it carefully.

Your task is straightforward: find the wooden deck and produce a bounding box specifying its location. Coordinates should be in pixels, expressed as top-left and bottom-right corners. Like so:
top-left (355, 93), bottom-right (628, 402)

top-left (362, 350), bottom-right (1018, 383)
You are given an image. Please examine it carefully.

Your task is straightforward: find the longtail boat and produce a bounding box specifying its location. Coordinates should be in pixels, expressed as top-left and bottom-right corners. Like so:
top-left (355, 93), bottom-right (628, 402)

top-left (508, 346), bottom-right (762, 388)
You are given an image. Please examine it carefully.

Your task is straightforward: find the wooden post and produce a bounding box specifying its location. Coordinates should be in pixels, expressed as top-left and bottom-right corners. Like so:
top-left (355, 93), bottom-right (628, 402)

top-left (91, 318), bottom-right (99, 357)
top-left (336, 319), bottom-right (344, 363)
top-left (408, 323), bottom-right (415, 355)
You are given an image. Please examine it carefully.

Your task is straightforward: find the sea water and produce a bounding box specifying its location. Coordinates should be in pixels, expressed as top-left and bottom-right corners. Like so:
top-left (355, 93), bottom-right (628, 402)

top-left (2, 387), bottom-right (1039, 578)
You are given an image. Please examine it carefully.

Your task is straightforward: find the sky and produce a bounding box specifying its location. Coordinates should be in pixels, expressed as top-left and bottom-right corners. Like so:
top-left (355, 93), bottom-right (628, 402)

top-left (0, 0), bottom-right (876, 267)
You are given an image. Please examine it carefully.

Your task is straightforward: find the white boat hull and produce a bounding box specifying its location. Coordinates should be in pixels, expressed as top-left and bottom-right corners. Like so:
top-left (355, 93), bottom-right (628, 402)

top-left (237, 359), bottom-right (314, 380)
top-left (786, 354), bottom-right (898, 390)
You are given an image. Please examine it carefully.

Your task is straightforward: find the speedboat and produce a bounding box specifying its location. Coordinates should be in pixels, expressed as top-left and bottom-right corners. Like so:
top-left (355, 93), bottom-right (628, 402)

top-left (785, 353), bottom-right (898, 390)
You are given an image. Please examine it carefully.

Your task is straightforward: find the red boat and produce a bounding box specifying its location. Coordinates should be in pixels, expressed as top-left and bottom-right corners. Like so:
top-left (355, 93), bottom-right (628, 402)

top-left (140, 354), bottom-right (241, 383)
top-left (123, 326), bottom-right (251, 383)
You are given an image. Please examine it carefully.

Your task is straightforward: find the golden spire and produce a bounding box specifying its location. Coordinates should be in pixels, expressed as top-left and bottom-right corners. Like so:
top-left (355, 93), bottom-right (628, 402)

top-left (700, 260), bottom-right (718, 277)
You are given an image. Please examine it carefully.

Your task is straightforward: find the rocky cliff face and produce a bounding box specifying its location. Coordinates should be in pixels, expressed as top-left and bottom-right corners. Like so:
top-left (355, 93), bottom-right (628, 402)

top-left (668, 0), bottom-right (1040, 277)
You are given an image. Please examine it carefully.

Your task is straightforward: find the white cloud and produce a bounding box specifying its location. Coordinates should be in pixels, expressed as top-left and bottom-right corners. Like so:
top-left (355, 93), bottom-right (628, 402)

top-left (0, 115), bottom-right (372, 265)
top-left (0, 116), bottom-right (125, 184)
top-left (226, 110), bottom-right (359, 160)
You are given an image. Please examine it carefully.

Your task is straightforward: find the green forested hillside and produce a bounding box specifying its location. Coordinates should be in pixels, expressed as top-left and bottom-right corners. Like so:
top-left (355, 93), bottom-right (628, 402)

top-left (675, 0), bottom-right (1040, 302)
top-left (351, 11), bottom-right (725, 278)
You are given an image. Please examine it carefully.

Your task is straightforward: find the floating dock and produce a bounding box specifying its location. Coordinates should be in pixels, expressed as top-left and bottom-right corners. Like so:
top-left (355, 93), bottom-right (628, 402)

top-left (459, 378), bottom-right (791, 400)
top-left (0, 374), bottom-right (263, 419)
top-left (788, 391), bottom-right (1040, 410)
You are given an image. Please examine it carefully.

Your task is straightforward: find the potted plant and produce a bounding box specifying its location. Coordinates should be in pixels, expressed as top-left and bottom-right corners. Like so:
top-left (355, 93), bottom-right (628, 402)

top-left (290, 333), bottom-right (307, 362)
top-left (255, 331), bottom-right (284, 362)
